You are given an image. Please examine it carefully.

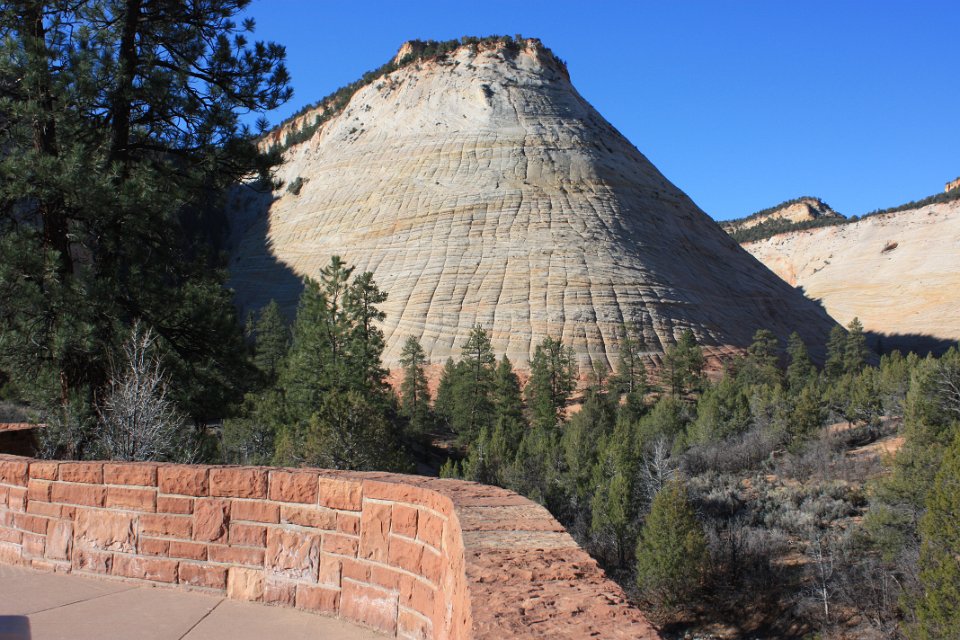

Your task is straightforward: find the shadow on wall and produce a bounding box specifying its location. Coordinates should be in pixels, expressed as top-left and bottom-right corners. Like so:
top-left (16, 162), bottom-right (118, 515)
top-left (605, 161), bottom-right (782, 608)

top-left (223, 183), bottom-right (304, 322)
top-left (866, 332), bottom-right (957, 357)
top-left (0, 616), bottom-right (30, 639)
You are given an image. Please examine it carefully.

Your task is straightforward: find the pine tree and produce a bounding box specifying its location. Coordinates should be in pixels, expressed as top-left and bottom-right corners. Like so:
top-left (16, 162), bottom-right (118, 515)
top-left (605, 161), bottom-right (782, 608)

top-left (912, 430), bottom-right (960, 639)
top-left (272, 257), bottom-right (405, 469)
top-left (825, 325), bottom-right (847, 380)
top-left (844, 317), bottom-right (870, 374)
top-left (433, 357), bottom-right (459, 432)
top-left (635, 479), bottom-right (706, 607)
top-left (612, 323), bottom-right (648, 398)
top-left (450, 325), bottom-right (496, 444)
top-left (738, 328), bottom-right (781, 388)
top-left (252, 300), bottom-right (290, 382)
top-left (663, 329), bottom-right (705, 396)
top-left (0, 1), bottom-right (291, 455)
top-left (526, 336), bottom-right (577, 431)
top-left (399, 336), bottom-right (431, 437)
top-left (786, 332), bottom-right (817, 391)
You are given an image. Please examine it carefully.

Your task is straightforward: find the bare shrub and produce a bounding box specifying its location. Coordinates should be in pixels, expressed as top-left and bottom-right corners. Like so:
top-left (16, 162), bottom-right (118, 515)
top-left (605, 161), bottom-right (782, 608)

top-left (97, 323), bottom-right (184, 461)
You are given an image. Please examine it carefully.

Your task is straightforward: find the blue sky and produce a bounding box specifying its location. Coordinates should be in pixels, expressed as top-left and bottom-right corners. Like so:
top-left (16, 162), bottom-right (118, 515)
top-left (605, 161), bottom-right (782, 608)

top-left (245, 0), bottom-right (960, 221)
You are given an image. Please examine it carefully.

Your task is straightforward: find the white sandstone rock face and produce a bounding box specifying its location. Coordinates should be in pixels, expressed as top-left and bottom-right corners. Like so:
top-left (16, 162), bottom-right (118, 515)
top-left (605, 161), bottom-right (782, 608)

top-left (227, 40), bottom-right (837, 371)
top-left (743, 200), bottom-right (960, 350)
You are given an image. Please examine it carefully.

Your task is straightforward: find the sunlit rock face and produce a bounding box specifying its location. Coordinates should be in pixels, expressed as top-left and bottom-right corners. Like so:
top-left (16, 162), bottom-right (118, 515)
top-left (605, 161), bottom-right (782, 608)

top-left (227, 39), bottom-right (837, 371)
top-left (743, 199), bottom-right (960, 353)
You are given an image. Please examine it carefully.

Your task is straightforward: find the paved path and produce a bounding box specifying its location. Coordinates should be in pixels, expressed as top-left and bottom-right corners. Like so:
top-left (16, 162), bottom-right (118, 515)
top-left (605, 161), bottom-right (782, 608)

top-left (0, 565), bottom-right (383, 640)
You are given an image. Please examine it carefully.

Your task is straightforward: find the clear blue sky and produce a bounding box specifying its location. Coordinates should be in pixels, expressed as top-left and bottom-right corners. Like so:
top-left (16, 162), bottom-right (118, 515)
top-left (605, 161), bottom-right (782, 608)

top-left (245, 0), bottom-right (960, 221)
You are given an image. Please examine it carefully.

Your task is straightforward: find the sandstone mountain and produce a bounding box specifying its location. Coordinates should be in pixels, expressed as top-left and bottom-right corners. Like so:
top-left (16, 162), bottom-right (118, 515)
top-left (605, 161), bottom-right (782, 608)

top-left (227, 38), bottom-right (837, 371)
top-left (742, 198), bottom-right (960, 353)
top-left (721, 196), bottom-right (844, 237)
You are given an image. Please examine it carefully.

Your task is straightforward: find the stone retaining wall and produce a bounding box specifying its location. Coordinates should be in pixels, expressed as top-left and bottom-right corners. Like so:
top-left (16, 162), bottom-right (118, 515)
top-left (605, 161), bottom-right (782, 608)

top-left (0, 455), bottom-right (658, 639)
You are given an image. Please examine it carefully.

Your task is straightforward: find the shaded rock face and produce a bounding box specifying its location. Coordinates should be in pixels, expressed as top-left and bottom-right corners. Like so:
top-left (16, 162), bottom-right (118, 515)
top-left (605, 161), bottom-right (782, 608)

top-left (743, 199), bottom-right (960, 353)
top-left (228, 39), bottom-right (837, 370)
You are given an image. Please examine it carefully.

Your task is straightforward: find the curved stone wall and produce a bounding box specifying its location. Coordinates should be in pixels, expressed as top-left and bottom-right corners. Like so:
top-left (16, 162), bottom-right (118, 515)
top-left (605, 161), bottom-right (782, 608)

top-left (0, 455), bottom-right (658, 639)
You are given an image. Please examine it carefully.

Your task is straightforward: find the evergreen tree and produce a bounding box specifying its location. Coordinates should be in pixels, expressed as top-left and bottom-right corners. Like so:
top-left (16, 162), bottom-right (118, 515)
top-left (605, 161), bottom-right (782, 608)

top-left (786, 332), bottom-right (817, 391)
top-left (433, 357), bottom-right (459, 431)
top-left (663, 329), bottom-right (705, 396)
top-left (0, 0), bottom-right (291, 456)
top-left (399, 336), bottom-right (431, 437)
top-left (272, 257), bottom-right (405, 469)
top-left (687, 374), bottom-right (751, 445)
top-left (450, 325), bottom-right (496, 444)
top-left (912, 430), bottom-right (960, 640)
top-left (738, 328), bottom-right (781, 388)
top-left (844, 317), bottom-right (870, 374)
top-left (491, 355), bottom-right (527, 451)
top-left (612, 323), bottom-right (648, 398)
top-left (526, 336), bottom-right (577, 431)
top-left (251, 300), bottom-right (290, 382)
top-left (825, 325), bottom-right (847, 380)
top-left (635, 479), bottom-right (706, 607)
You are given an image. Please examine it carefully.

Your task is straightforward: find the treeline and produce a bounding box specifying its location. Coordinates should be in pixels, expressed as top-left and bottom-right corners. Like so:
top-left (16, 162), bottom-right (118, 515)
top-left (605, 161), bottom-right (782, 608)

top-left (228, 260), bottom-right (959, 635)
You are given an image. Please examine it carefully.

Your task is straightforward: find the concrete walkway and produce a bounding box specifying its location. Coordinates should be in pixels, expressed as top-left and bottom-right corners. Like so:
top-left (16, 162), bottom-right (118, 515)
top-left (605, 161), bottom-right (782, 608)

top-left (0, 565), bottom-right (383, 640)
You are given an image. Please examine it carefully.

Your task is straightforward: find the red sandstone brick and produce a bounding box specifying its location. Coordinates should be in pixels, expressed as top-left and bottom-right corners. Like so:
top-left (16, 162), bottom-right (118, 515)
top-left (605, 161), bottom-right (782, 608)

top-left (50, 483), bottom-right (105, 507)
top-left (264, 579), bottom-right (297, 606)
top-left (29, 461), bottom-right (58, 480)
top-left (388, 536), bottom-right (424, 575)
top-left (208, 544), bottom-right (264, 567)
top-left (417, 512), bottom-right (444, 550)
top-left (370, 565), bottom-right (402, 590)
top-left (22, 532), bottom-right (45, 557)
top-left (75, 509), bottom-right (136, 553)
top-left (104, 463), bottom-right (158, 487)
top-left (265, 529), bottom-right (320, 581)
top-left (26, 501), bottom-right (62, 518)
top-left (296, 584), bottom-right (340, 614)
top-left (269, 470), bottom-right (319, 504)
top-left (0, 486), bottom-right (6, 505)
top-left (0, 528), bottom-right (21, 544)
top-left (317, 477), bottom-right (362, 511)
top-left (397, 608), bottom-right (432, 640)
top-left (280, 504), bottom-right (336, 530)
top-left (0, 460), bottom-right (29, 486)
top-left (359, 502), bottom-right (391, 562)
top-left (319, 556), bottom-right (342, 587)
top-left (419, 548), bottom-right (442, 584)
top-left (113, 554), bottom-right (178, 583)
top-left (193, 498), bottom-right (231, 543)
top-left (341, 558), bottom-right (368, 583)
top-left (337, 512), bottom-right (360, 535)
top-left (362, 480), bottom-right (446, 513)
top-left (323, 533), bottom-right (359, 557)
top-left (157, 495), bottom-right (193, 514)
top-left (72, 548), bottom-right (113, 574)
top-left (392, 504), bottom-right (418, 538)
top-left (140, 513), bottom-right (192, 539)
top-left (16, 513), bottom-right (49, 535)
top-left (45, 520), bottom-right (75, 560)
top-left (341, 580), bottom-right (398, 635)
top-left (229, 522), bottom-right (267, 547)
top-left (139, 537), bottom-right (170, 556)
top-left (179, 563), bottom-right (228, 590)
top-left (58, 462), bottom-right (103, 484)
top-left (400, 577), bottom-right (436, 618)
top-left (158, 466), bottom-right (208, 496)
top-left (106, 486), bottom-right (157, 512)
top-left (232, 500), bottom-right (279, 524)
top-left (27, 479), bottom-right (52, 502)
top-left (169, 540), bottom-right (208, 561)
top-left (209, 467), bottom-right (267, 499)
top-left (7, 486), bottom-right (27, 511)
